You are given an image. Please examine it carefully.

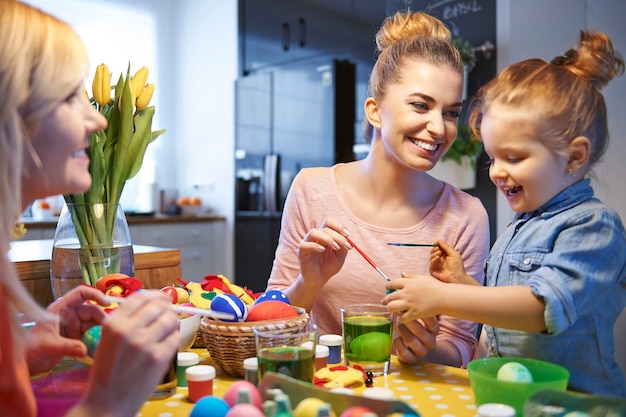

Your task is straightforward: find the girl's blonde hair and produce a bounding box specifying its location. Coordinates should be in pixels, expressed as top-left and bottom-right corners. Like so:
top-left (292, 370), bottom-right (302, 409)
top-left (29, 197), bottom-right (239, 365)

top-left (364, 10), bottom-right (463, 141)
top-left (469, 30), bottom-right (625, 166)
top-left (0, 1), bottom-right (90, 338)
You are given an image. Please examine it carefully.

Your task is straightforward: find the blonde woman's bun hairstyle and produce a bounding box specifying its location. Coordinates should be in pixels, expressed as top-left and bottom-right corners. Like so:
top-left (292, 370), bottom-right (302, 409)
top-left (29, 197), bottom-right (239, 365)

top-left (376, 10), bottom-right (452, 53)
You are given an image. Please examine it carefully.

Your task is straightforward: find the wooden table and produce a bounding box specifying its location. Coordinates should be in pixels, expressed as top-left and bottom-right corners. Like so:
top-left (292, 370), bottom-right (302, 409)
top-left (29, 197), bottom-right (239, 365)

top-left (35, 350), bottom-right (477, 417)
top-left (10, 239), bottom-right (181, 306)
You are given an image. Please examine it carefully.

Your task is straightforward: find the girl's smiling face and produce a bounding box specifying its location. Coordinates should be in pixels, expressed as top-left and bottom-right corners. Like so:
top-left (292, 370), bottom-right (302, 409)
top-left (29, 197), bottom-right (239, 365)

top-left (368, 59), bottom-right (464, 171)
top-left (23, 83), bottom-right (107, 204)
top-left (480, 110), bottom-right (573, 213)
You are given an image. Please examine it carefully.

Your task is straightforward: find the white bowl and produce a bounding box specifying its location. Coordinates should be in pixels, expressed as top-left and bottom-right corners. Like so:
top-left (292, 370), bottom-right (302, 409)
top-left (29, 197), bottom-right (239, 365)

top-left (179, 313), bottom-right (201, 351)
top-left (179, 205), bottom-right (202, 216)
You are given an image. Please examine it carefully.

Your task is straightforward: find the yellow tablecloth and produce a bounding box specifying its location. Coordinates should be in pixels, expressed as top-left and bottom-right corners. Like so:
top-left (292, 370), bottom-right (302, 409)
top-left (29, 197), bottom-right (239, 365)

top-left (136, 349), bottom-right (478, 417)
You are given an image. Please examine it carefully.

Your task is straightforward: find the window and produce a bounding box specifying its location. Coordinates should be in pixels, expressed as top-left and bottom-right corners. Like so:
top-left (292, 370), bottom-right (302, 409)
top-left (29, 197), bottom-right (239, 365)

top-left (24, 0), bottom-right (160, 213)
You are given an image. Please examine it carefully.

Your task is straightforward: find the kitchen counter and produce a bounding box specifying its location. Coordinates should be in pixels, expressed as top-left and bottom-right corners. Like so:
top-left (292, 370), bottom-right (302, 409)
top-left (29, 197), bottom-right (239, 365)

top-left (10, 239), bottom-right (182, 307)
top-left (21, 212), bottom-right (226, 228)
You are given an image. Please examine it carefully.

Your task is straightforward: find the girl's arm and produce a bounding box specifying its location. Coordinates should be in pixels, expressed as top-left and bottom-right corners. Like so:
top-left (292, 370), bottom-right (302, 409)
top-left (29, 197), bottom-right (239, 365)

top-left (384, 277), bottom-right (547, 332)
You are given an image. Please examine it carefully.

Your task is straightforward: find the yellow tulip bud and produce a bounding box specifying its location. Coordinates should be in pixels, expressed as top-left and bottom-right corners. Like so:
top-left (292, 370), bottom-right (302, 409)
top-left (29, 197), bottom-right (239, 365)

top-left (136, 83), bottom-right (154, 111)
top-left (92, 64), bottom-right (111, 107)
top-left (131, 66), bottom-right (149, 100)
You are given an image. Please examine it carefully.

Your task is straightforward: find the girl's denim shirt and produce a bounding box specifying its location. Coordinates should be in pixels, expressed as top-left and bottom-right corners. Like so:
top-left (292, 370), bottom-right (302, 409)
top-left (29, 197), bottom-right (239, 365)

top-left (485, 179), bottom-right (626, 397)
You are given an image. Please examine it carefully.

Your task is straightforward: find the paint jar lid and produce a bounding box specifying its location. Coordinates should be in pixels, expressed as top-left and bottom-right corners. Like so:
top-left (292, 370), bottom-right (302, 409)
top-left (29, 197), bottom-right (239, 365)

top-left (316, 345), bottom-right (330, 358)
top-left (185, 365), bottom-right (215, 381)
top-left (477, 403), bottom-right (516, 417)
top-left (177, 351), bottom-right (200, 367)
top-left (319, 334), bottom-right (343, 346)
top-left (243, 357), bottom-right (258, 370)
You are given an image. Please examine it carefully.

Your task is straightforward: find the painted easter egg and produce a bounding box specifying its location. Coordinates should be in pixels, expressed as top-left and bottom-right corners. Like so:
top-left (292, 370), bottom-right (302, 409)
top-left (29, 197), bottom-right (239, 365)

top-left (82, 325), bottom-right (102, 358)
top-left (293, 397), bottom-right (336, 417)
top-left (223, 381), bottom-right (262, 409)
top-left (210, 293), bottom-right (248, 322)
top-left (246, 300), bottom-right (299, 322)
top-left (497, 361), bottom-right (533, 383)
top-left (339, 406), bottom-right (376, 417)
top-left (349, 332), bottom-right (391, 362)
top-left (225, 403), bottom-right (264, 417)
top-left (190, 396), bottom-right (230, 417)
top-left (254, 289), bottom-right (290, 305)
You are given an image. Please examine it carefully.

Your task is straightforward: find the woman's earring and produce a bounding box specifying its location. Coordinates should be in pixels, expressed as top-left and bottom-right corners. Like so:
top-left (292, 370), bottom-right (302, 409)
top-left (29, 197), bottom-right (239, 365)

top-left (567, 167), bottom-right (574, 175)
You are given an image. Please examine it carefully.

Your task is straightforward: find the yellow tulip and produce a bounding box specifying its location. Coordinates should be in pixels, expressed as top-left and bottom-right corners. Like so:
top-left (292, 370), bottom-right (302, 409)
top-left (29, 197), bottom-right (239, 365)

top-left (92, 63), bottom-right (111, 107)
top-left (136, 83), bottom-right (154, 111)
top-left (131, 66), bottom-right (149, 100)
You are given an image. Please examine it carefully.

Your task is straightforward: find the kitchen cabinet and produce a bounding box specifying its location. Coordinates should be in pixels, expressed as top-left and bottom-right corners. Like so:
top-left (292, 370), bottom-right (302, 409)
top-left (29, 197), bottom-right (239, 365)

top-left (131, 220), bottom-right (226, 283)
top-left (240, 0), bottom-right (376, 74)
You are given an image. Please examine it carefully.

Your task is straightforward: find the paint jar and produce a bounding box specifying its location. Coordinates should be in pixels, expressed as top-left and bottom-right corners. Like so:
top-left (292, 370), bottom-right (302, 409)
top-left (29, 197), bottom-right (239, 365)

top-left (319, 334), bottom-right (343, 364)
top-left (243, 357), bottom-right (259, 386)
top-left (185, 365), bottom-right (215, 403)
top-left (315, 345), bottom-right (329, 370)
top-left (176, 352), bottom-right (199, 387)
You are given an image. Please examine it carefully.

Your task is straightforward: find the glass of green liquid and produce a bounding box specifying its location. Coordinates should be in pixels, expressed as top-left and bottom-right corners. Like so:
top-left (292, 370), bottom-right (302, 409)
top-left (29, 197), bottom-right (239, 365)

top-left (254, 322), bottom-right (317, 384)
top-left (341, 304), bottom-right (392, 376)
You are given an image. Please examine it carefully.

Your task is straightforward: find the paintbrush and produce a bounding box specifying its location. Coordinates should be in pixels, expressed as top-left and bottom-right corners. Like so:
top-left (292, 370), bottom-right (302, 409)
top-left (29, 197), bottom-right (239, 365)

top-left (103, 295), bottom-right (236, 321)
top-left (387, 242), bottom-right (439, 247)
top-left (345, 236), bottom-right (391, 282)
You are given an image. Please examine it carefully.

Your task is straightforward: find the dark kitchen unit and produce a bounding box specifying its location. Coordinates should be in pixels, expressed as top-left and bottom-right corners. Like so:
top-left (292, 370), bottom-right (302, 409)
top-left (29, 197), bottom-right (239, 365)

top-left (234, 58), bottom-right (356, 292)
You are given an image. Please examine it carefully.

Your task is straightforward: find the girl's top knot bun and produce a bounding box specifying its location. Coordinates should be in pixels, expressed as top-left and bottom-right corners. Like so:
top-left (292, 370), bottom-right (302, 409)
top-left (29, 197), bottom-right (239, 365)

top-left (551, 30), bottom-right (625, 91)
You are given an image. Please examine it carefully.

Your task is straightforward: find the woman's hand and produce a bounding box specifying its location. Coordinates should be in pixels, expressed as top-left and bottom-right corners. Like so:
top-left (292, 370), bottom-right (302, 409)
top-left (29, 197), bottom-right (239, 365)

top-left (47, 285), bottom-right (109, 339)
top-left (24, 285), bottom-right (110, 375)
top-left (392, 315), bottom-right (439, 364)
top-left (297, 218), bottom-right (351, 288)
top-left (75, 290), bottom-right (180, 417)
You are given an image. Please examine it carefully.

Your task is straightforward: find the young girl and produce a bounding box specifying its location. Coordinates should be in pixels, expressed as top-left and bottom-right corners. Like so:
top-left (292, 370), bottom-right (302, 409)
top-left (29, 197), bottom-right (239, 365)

top-left (0, 2), bottom-right (180, 415)
top-left (267, 10), bottom-right (490, 368)
top-left (383, 30), bottom-right (626, 396)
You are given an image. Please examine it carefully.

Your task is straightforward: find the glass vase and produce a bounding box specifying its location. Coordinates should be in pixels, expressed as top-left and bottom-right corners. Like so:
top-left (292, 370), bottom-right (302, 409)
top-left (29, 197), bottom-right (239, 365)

top-left (50, 203), bottom-right (134, 299)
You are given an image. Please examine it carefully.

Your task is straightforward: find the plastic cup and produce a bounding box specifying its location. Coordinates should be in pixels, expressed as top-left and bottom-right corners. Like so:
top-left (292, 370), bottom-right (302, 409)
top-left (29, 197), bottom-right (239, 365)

top-left (340, 304), bottom-right (392, 376)
top-left (254, 322), bottom-right (317, 383)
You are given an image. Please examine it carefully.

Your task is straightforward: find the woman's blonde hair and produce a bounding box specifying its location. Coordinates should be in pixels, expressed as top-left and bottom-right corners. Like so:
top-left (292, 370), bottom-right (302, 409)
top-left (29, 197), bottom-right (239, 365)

top-left (363, 10), bottom-right (463, 141)
top-left (0, 1), bottom-right (90, 335)
top-left (468, 30), bottom-right (625, 166)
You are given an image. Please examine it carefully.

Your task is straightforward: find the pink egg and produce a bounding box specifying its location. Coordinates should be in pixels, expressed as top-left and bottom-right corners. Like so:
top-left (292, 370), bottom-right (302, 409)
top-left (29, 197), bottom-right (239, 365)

top-left (225, 403), bottom-right (265, 417)
top-left (340, 405), bottom-right (376, 417)
top-left (223, 380), bottom-right (262, 409)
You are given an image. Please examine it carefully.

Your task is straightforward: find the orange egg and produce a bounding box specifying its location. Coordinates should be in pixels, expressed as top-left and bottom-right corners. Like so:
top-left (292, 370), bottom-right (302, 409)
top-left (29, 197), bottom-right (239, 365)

top-left (246, 300), bottom-right (298, 322)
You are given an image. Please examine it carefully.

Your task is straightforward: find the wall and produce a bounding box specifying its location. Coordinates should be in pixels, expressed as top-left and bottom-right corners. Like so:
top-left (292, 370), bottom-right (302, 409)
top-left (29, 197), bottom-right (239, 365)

top-left (497, 0), bottom-right (626, 376)
top-left (172, 0), bottom-right (237, 279)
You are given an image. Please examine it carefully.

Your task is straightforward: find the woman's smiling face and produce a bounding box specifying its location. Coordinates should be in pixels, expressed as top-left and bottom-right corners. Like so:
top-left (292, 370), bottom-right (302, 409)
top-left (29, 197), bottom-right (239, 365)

top-left (480, 109), bottom-right (572, 213)
top-left (23, 82), bottom-right (107, 204)
top-left (371, 59), bottom-right (464, 171)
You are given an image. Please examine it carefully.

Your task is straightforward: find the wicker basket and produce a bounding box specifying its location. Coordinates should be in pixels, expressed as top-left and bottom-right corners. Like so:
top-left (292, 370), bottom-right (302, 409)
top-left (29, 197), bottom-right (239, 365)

top-left (200, 308), bottom-right (310, 378)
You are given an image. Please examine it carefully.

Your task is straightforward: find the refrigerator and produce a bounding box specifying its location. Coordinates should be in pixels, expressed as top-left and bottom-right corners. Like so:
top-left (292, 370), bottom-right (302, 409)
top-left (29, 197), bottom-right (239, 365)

top-left (234, 57), bottom-right (356, 292)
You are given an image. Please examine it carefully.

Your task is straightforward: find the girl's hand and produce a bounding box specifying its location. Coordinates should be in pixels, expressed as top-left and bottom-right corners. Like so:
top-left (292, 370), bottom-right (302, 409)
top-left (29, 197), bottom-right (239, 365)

top-left (429, 240), bottom-right (477, 285)
top-left (383, 275), bottom-right (442, 322)
top-left (297, 218), bottom-right (351, 288)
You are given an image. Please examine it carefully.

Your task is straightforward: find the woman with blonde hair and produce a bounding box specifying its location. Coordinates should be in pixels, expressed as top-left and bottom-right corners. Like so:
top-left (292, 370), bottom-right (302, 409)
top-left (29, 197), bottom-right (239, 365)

top-left (268, 10), bottom-right (490, 368)
top-left (0, 2), bottom-right (180, 415)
